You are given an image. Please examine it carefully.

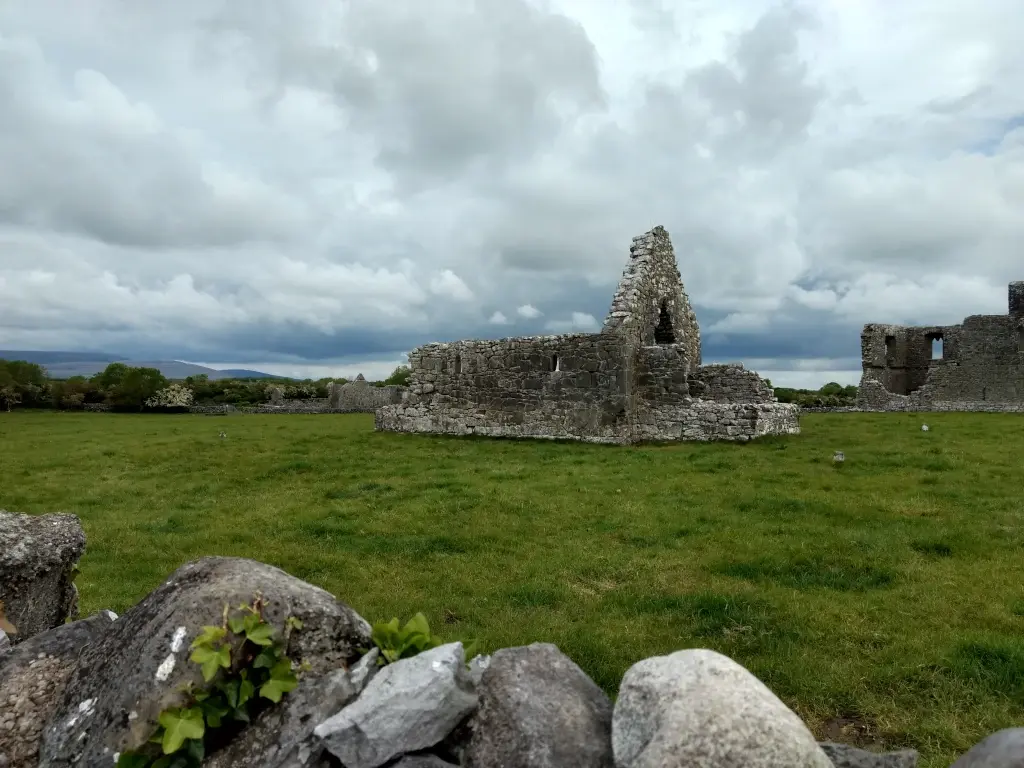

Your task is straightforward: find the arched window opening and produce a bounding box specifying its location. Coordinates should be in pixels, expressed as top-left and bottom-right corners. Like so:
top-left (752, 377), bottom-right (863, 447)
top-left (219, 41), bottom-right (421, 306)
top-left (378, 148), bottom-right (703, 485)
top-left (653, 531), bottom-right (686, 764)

top-left (654, 300), bottom-right (676, 344)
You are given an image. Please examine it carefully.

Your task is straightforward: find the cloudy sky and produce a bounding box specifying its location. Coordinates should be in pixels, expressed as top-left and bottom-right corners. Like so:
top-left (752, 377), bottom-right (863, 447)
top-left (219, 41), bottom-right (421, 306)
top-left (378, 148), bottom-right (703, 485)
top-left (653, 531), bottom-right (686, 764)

top-left (1, 0), bottom-right (1022, 387)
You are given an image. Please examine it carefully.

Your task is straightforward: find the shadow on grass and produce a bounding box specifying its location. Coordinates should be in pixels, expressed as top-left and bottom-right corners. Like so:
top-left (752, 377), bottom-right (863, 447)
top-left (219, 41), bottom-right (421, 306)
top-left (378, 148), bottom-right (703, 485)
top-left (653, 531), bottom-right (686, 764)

top-left (948, 637), bottom-right (1024, 703)
top-left (712, 554), bottom-right (898, 592)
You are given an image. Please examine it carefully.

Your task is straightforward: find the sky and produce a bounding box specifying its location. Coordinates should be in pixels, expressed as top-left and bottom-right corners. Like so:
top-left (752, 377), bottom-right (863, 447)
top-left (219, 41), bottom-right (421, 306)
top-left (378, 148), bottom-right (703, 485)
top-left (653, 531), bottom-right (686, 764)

top-left (1, 0), bottom-right (1022, 388)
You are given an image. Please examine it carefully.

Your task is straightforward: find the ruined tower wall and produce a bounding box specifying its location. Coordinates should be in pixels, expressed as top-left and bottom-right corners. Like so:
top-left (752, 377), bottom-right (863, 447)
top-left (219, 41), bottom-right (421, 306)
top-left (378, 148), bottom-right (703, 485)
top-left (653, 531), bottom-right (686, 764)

top-left (602, 226), bottom-right (701, 369)
top-left (858, 282), bottom-right (1024, 410)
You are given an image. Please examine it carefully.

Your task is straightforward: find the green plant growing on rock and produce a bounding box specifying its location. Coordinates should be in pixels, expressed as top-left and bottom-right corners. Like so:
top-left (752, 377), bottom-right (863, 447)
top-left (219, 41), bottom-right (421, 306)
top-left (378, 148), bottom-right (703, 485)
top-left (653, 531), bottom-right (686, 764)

top-left (117, 595), bottom-right (301, 768)
top-left (369, 612), bottom-right (477, 666)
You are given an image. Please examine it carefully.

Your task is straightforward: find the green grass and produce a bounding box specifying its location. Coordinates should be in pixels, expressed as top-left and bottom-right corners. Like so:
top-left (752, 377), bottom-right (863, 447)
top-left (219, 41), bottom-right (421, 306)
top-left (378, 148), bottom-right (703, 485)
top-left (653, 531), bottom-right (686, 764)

top-left (3, 410), bottom-right (1024, 765)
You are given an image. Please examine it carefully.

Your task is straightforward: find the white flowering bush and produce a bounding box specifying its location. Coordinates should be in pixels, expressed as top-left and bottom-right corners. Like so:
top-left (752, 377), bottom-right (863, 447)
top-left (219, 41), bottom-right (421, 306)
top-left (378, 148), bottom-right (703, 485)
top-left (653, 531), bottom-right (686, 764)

top-left (145, 383), bottom-right (194, 410)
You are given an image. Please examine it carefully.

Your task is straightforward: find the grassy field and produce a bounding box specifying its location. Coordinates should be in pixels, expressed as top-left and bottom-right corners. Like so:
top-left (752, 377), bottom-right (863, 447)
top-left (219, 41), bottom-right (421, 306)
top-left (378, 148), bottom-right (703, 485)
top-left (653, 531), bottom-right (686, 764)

top-left (2, 410), bottom-right (1024, 765)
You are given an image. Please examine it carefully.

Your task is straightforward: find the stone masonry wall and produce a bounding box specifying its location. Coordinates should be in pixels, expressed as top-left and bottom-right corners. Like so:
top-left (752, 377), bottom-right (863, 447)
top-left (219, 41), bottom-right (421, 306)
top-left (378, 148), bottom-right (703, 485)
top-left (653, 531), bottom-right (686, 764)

top-left (328, 378), bottom-right (405, 413)
top-left (377, 225), bottom-right (798, 444)
top-left (859, 282), bottom-right (1024, 410)
top-left (691, 364), bottom-right (776, 404)
top-left (602, 226), bottom-right (701, 368)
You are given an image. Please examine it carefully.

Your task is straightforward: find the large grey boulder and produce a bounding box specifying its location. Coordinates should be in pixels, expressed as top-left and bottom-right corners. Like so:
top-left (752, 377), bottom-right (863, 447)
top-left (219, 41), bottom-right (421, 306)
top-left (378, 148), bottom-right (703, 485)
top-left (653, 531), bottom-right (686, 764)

top-left (612, 648), bottom-right (833, 768)
top-left (950, 728), bottom-right (1024, 767)
top-left (314, 642), bottom-right (477, 768)
top-left (38, 557), bottom-right (371, 768)
top-left (0, 512), bottom-right (85, 644)
top-left (819, 742), bottom-right (918, 767)
top-left (0, 612), bottom-right (114, 768)
top-left (391, 757), bottom-right (458, 768)
top-left (204, 648), bottom-right (380, 768)
top-left (463, 643), bottom-right (613, 768)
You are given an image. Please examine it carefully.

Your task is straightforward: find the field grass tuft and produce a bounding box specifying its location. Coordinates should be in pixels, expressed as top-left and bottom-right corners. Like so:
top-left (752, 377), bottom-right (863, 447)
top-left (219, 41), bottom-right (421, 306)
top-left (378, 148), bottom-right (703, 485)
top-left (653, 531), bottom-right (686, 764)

top-left (2, 410), bottom-right (1024, 766)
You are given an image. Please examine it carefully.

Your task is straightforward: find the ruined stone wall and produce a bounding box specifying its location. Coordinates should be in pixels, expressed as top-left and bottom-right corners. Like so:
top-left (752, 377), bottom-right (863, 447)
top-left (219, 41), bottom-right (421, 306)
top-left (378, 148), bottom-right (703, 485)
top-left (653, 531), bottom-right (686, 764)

top-left (328, 380), bottom-right (405, 413)
top-left (377, 224), bottom-right (799, 444)
top-left (860, 318), bottom-right (1024, 410)
top-left (397, 334), bottom-right (631, 435)
top-left (376, 398), bottom-right (799, 443)
top-left (691, 364), bottom-right (776, 404)
top-left (602, 226), bottom-right (701, 369)
top-left (859, 281), bottom-right (1024, 410)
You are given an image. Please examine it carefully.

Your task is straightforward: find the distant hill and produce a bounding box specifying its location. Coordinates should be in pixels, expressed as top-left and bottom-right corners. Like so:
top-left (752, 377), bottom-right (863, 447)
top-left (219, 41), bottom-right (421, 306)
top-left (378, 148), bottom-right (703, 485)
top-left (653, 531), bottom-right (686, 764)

top-left (0, 351), bottom-right (290, 381)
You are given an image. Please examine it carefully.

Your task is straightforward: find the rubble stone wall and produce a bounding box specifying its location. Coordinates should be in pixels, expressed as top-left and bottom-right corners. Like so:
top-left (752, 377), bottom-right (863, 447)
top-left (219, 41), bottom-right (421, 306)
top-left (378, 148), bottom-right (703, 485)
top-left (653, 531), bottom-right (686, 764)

top-left (377, 226), bottom-right (798, 444)
top-left (859, 284), bottom-right (1024, 410)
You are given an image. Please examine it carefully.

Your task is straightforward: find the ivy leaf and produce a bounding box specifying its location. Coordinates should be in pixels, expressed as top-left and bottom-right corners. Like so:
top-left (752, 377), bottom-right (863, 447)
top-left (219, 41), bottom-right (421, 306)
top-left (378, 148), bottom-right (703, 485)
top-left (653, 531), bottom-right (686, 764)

top-left (242, 613), bottom-right (261, 634)
top-left (200, 696), bottom-right (231, 729)
top-left (190, 643), bottom-right (231, 682)
top-left (245, 622), bottom-right (275, 647)
top-left (253, 646), bottom-right (280, 669)
top-left (116, 753), bottom-right (150, 768)
top-left (191, 625), bottom-right (227, 650)
top-left (184, 739), bottom-right (205, 765)
top-left (238, 676), bottom-right (256, 708)
top-left (220, 678), bottom-right (241, 709)
top-left (158, 707), bottom-right (205, 754)
top-left (259, 660), bottom-right (298, 703)
top-left (286, 616), bottom-right (304, 631)
top-left (227, 614), bottom-right (246, 635)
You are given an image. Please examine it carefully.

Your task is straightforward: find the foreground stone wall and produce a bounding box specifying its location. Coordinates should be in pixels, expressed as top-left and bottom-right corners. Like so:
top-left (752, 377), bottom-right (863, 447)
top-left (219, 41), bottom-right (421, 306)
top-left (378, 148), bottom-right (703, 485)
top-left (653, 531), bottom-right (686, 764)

top-left (4, 514), bottom-right (1019, 768)
top-left (859, 281), bottom-right (1024, 410)
top-left (0, 511), bottom-right (85, 645)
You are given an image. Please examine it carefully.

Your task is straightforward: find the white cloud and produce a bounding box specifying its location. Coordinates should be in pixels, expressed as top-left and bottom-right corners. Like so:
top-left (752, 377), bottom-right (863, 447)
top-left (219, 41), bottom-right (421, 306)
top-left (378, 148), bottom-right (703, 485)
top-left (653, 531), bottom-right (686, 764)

top-left (517, 304), bottom-right (543, 319)
top-left (429, 269), bottom-right (474, 301)
top-left (0, 0), bottom-right (1022, 385)
top-left (545, 311), bottom-right (599, 333)
top-left (489, 311), bottom-right (510, 324)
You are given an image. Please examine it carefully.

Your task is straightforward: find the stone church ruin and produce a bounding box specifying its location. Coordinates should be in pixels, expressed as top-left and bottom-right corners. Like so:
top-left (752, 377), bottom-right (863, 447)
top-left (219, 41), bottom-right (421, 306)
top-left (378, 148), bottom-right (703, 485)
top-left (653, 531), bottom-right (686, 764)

top-left (858, 281), bottom-right (1024, 411)
top-left (376, 226), bottom-right (800, 444)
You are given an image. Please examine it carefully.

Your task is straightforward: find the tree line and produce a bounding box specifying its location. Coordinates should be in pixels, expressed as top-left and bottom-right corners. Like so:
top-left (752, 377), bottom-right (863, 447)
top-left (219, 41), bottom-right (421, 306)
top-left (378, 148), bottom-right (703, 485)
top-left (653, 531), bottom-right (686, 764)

top-left (0, 359), bottom-right (413, 412)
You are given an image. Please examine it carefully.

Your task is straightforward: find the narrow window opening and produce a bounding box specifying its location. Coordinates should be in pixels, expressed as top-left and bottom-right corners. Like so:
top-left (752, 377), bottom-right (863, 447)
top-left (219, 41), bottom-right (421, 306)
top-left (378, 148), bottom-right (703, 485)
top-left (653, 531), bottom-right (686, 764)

top-left (1018, 325), bottom-right (1024, 353)
top-left (551, 354), bottom-right (560, 372)
top-left (654, 300), bottom-right (676, 344)
top-left (454, 354), bottom-right (462, 374)
top-left (930, 335), bottom-right (943, 360)
top-left (884, 335), bottom-right (895, 360)
top-left (982, 387), bottom-right (987, 401)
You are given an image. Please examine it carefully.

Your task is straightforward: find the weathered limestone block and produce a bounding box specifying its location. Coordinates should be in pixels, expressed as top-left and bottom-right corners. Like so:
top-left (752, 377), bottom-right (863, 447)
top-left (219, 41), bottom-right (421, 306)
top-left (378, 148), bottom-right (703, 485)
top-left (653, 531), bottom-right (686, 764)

top-left (612, 648), bottom-right (832, 768)
top-left (819, 742), bottom-right (918, 767)
top-left (0, 512), bottom-right (86, 644)
top-left (314, 643), bottom-right (477, 768)
top-left (950, 728), bottom-right (1024, 767)
top-left (463, 643), bottom-right (613, 768)
top-left (38, 557), bottom-right (371, 768)
top-left (0, 612), bottom-right (115, 768)
top-left (204, 649), bottom-right (380, 768)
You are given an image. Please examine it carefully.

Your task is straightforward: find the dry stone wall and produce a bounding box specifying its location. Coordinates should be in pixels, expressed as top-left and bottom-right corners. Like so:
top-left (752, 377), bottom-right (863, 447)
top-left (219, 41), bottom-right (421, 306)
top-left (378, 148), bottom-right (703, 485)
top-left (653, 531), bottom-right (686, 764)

top-left (328, 376), bottom-right (405, 413)
top-left (3, 514), bottom-right (1015, 768)
top-left (0, 511), bottom-right (85, 645)
top-left (378, 225), bottom-right (798, 444)
top-left (859, 282), bottom-right (1024, 410)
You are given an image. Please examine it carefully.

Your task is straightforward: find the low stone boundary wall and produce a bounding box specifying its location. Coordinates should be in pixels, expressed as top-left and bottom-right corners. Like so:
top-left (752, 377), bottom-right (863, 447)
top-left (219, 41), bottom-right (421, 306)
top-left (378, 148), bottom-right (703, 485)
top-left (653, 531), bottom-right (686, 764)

top-left (376, 399), bottom-right (801, 444)
top-left (0, 511), bottom-right (85, 645)
top-left (4, 513), bottom-right (1019, 767)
